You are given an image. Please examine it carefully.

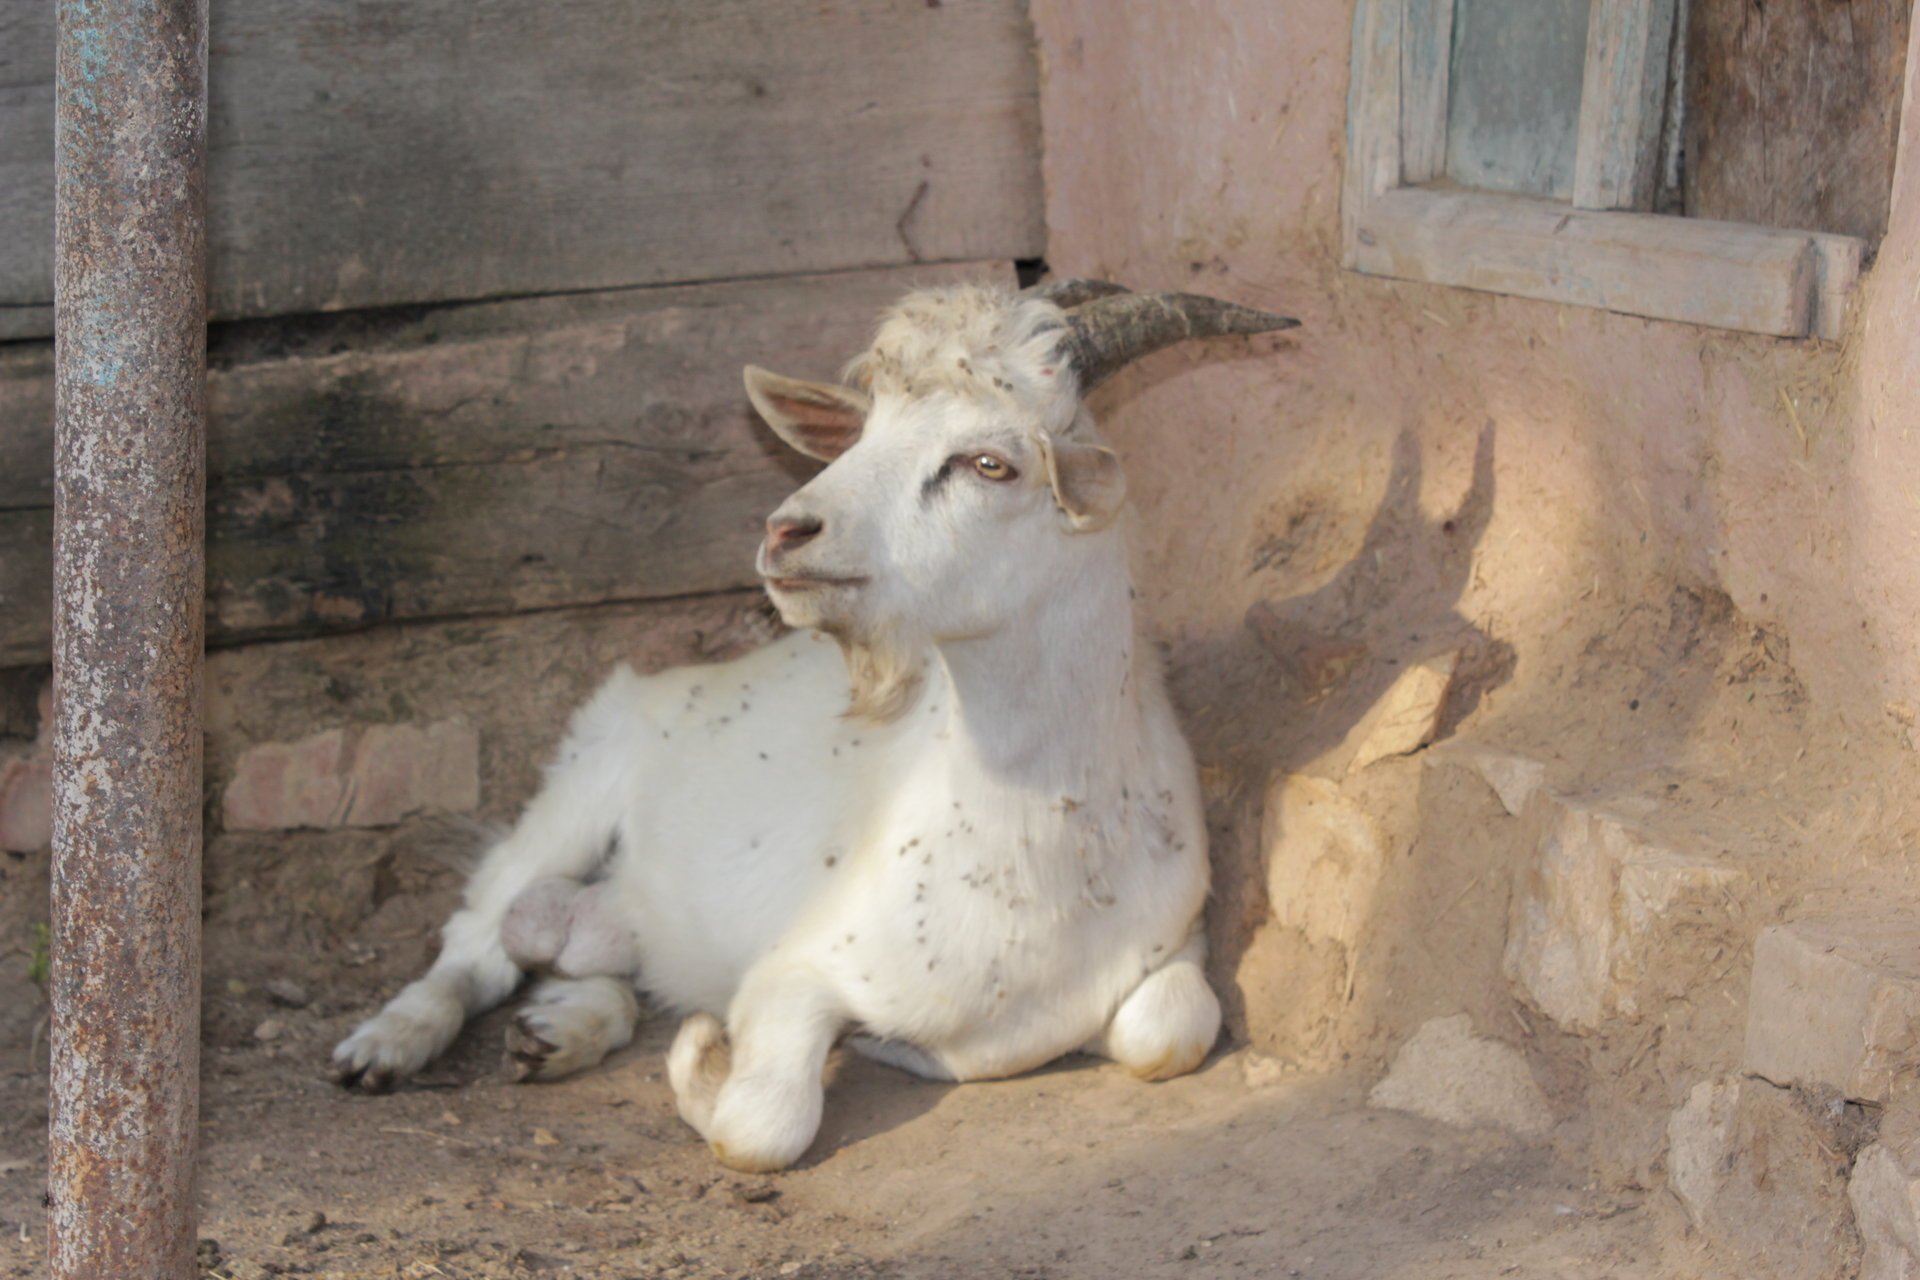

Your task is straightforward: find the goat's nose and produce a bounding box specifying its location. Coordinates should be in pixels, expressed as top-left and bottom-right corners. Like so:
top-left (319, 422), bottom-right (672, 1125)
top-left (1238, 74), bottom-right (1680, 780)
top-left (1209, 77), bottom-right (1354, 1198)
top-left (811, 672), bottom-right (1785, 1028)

top-left (765, 512), bottom-right (824, 553)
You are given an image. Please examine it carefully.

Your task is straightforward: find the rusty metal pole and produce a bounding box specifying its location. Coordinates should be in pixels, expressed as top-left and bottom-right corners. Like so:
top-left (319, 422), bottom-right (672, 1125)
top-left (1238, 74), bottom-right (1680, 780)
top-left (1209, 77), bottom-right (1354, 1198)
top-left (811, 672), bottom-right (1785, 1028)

top-left (49, 0), bottom-right (208, 1277)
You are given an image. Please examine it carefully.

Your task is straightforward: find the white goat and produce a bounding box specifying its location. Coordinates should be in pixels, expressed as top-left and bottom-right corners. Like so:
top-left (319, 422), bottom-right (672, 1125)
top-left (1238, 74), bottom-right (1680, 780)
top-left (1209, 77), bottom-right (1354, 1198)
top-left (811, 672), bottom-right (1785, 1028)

top-left (332, 280), bottom-right (1296, 1171)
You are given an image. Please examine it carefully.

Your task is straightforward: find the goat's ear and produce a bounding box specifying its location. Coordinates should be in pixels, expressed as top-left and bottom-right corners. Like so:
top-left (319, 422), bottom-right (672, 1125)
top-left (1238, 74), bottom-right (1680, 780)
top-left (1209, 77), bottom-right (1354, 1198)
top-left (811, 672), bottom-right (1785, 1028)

top-left (743, 365), bottom-right (870, 461)
top-left (1040, 436), bottom-right (1127, 532)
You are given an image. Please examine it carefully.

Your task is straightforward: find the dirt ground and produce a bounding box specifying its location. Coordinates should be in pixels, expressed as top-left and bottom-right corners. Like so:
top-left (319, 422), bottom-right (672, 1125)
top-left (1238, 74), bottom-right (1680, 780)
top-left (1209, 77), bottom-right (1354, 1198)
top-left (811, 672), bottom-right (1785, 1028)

top-left (0, 971), bottom-right (1721, 1280)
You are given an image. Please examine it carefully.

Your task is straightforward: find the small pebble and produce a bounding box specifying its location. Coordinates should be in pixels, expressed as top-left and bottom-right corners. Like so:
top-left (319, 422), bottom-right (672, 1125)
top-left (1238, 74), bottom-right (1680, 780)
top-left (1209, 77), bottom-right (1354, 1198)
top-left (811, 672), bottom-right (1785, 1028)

top-left (252, 1018), bottom-right (285, 1043)
top-left (729, 1181), bottom-right (780, 1205)
top-left (532, 1127), bottom-right (561, 1147)
top-left (265, 979), bottom-right (311, 1008)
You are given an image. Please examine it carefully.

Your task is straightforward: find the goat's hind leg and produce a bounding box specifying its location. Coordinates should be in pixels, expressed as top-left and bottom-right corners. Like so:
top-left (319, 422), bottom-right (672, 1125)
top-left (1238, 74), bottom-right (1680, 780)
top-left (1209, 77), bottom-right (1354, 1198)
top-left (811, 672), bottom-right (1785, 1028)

top-left (333, 679), bottom-right (642, 1090)
top-left (1085, 932), bottom-right (1222, 1082)
top-left (507, 976), bottom-right (642, 1081)
top-left (502, 877), bottom-right (641, 979)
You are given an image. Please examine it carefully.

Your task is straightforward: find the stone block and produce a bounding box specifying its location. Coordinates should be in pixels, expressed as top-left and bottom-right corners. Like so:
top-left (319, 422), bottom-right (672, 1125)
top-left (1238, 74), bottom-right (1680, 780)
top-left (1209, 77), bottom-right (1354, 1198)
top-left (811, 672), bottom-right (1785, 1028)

top-left (1503, 794), bottom-right (1741, 1030)
top-left (1667, 1076), bottom-right (1861, 1279)
top-left (340, 720), bottom-right (481, 828)
top-left (1348, 653), bottom-right (1457, 773)
top-left (1429, 743), bottom-right (1546, 816)
top-left (1744, 918), bottom-right (1920, 1103)
top-left (1673, 1078), bottom-right (1861, 1280)
top-left (222, 729), bottom-right (349, 832)
top-left (0, 676), bottom-right (52, 853)
top-left (1367, 1013), bottom-right (1553, 1135)
top-left (0, 749), bottom-right (51, 853)
top-left (1667, 1076), bottom-right (1741, 1228)
top-left (1851, 1142), bottom-right (1920, 1280)
top-left (1262, 772), bottom-right (1386, 950)
top-left (222, 720), bottom-right (479, 831)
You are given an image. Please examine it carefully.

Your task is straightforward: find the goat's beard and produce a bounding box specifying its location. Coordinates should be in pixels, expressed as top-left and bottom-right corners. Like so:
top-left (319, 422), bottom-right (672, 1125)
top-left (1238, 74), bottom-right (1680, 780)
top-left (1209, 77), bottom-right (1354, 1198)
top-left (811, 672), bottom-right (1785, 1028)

top-left (830, 624), bottom-right (925, 724)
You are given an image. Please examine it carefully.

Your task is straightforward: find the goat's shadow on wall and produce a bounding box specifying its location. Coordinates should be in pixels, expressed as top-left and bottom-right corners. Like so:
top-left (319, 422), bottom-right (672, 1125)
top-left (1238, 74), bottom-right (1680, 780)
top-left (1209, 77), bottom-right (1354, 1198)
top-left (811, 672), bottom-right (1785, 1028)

top-left (1166, 421), bottom-right (1508, 1009)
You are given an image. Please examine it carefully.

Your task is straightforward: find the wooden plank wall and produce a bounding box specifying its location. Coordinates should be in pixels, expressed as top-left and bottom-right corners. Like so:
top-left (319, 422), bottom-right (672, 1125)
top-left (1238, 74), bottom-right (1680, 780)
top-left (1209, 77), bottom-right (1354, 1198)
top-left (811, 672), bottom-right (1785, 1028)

top-left (1684, 0), bottom-right (1912, 241)
top-left (0, 2), bottom-right (1043, 669)
top-left (0, 1), bottom-right (1042, 339)
top-left (0, 266), bottom-right (1014, 668)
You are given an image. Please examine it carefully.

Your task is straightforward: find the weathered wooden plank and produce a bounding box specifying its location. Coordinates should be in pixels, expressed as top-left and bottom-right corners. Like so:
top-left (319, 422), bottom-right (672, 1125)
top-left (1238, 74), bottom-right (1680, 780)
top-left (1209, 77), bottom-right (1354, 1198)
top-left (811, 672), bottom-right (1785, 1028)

top-left (1343, 0), bottom-right (1407, 266)
top-left (1400, 0), bottom-right (1456, 184)
top-left (0, 1), bottom-right (1042, 337)
top-left (0, 508), bottom-right (51, 667)
top-left (1444, 0), bottom-right (1593, 198)
top-left (1573, 0), bottom-right (1678, 211)
top-left (0, 262), bottom-right (1012, 666)
top-left (1352, 186), bottom-right (1817, 336)
top-left (0, 307), bottom-right (51, 343)
top-left (1809, 234), bottom-right (1865, 343)
top-left (1684, 0), bottom-right (1911, 241)
top-left (0, 4), bottom-right (53, 341)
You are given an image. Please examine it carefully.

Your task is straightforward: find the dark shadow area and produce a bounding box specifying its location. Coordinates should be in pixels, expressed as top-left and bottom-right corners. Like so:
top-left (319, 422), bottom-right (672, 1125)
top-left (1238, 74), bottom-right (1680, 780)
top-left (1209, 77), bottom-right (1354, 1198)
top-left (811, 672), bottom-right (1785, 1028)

top-left (1183, 419), bottom-right (1503, 775)
top-left (1165, 420), bottom-right (1508, 1012)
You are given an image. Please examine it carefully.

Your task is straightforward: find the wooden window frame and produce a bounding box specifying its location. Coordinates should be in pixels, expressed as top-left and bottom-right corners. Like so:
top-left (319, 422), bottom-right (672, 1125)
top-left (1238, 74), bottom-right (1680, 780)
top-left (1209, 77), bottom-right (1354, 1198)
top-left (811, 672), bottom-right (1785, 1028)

top-left (1343, 0), bottom-right (1918, 339)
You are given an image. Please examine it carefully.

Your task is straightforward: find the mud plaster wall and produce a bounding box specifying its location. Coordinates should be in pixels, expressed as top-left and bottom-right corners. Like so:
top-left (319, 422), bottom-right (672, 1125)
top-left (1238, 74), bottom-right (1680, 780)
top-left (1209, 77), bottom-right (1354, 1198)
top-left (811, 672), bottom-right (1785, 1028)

top-left (1030, 2), bottom-right (1920, 1052)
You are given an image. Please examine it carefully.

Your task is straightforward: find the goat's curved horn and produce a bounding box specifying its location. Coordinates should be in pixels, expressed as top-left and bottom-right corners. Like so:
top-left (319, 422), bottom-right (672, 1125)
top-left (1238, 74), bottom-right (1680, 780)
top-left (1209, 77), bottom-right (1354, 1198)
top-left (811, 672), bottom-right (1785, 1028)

top-left (1019, 277), bottom-right (1133, 309)
top-left (1061, 291), bottom-right (1300, 392)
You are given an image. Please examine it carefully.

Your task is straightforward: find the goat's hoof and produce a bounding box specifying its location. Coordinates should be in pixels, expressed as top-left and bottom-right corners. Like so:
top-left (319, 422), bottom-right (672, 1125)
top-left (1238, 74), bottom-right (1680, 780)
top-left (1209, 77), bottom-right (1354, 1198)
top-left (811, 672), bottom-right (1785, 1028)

top-left (330, 1058), bottom-right (400, 1093)
top-left (1126, 1044), bottom-right (1205, 1082)
top-left (331, 1017), bottom-right (439, 1093)
top-left (710, 1140), bottom-right (793, 1175)
top-left (504, 1015), bottom-right (560, 1082)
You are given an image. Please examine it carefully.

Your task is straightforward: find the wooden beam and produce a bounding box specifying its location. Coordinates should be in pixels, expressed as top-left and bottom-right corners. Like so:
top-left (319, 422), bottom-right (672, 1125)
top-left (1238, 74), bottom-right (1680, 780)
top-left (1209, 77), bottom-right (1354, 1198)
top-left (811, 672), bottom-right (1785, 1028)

top-left (1400, 0), bottom-right (1455, 184)
top-left (1572, 0), bottom-right (1678, 211)
top-left (1343, 0), bottom-right (1406, 267)
top-left (0, 1), bottom-right (1042, 337)
top-left (1351, 186), bottom-right (1819, 336)
top-left (1809, 234), bottom-right (1864, 343)
top-left (0, 262), bottom-right (1012, 666)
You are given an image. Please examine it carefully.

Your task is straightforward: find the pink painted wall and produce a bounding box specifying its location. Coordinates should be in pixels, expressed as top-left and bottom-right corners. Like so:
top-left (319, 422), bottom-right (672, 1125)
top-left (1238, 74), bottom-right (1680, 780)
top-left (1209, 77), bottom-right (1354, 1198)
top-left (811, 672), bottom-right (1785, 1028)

top-left (1033, 0), bottom-right (1919, 733)
top-left (1032, 2), bottom-right (1920, 1045)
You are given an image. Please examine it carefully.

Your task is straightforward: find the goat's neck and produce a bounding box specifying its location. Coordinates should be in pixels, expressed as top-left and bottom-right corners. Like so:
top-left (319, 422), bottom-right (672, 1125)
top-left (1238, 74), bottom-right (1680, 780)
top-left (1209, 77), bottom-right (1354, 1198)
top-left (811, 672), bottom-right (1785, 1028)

top-left (931, 536), bottom-right (1142, 796)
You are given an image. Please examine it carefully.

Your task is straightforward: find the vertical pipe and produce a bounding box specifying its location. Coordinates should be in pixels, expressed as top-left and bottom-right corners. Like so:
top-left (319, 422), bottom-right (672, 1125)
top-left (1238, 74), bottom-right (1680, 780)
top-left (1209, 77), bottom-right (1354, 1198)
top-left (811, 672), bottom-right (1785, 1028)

top-left (49, 1), bottom-right (208, 1278)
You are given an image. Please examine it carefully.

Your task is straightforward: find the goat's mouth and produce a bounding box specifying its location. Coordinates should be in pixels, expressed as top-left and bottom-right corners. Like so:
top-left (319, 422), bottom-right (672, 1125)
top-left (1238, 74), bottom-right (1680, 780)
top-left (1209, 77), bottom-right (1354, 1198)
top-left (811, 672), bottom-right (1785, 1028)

top-left (765, 574), bottom-right (867, 593)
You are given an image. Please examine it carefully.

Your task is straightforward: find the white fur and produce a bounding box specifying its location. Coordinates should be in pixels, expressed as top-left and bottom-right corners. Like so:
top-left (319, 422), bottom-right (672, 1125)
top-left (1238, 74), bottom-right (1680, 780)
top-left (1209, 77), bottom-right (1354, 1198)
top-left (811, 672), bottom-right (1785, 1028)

top-left (333, 285), bottom-right (1222, 1170)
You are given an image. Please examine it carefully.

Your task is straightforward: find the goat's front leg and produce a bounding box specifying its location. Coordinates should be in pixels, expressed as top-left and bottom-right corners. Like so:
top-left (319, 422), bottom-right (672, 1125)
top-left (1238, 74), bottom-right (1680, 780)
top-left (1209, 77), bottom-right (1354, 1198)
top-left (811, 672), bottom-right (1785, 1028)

top-left (1084, 930), bottom-right (1221, 1081)
top-left (668, 962), bottom-right (843, 1173)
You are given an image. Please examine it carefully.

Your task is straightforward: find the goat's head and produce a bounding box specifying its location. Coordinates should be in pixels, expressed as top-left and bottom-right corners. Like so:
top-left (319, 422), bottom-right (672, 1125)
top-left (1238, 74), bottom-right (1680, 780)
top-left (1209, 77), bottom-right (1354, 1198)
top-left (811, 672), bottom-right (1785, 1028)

top-left (744, 281), bottom-right (1296, 709)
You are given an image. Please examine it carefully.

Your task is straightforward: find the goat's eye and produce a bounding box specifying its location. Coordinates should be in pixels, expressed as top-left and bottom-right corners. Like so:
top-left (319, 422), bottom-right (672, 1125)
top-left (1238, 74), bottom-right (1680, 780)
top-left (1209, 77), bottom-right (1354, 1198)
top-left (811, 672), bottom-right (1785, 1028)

top-left (969, 453), bottom-right (1017, 482)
